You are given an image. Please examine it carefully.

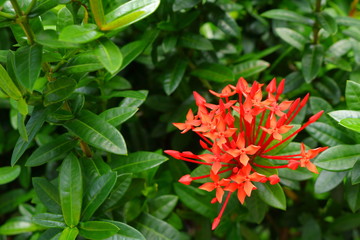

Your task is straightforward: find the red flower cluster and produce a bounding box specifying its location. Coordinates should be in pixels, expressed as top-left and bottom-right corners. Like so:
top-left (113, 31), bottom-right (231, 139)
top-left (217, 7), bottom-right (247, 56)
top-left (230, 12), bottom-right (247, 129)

top-left (165, 77), bottom-right (328, 230)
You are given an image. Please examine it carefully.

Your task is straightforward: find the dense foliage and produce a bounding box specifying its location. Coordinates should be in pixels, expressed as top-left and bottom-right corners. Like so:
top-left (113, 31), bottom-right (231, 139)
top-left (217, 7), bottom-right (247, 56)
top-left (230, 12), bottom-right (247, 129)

top-left (0, 0), bottom-right (360, 239)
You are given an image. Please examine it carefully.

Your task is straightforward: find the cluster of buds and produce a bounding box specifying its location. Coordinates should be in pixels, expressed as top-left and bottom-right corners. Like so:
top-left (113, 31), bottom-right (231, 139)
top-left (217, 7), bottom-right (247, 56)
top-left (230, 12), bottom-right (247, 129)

top-left (165, 77), bottom-right (328, 230)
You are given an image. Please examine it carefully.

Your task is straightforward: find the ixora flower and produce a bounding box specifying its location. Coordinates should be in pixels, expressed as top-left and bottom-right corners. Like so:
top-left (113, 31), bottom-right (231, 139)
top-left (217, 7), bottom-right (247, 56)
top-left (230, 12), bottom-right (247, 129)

top-left (164, 77), bottom-right (328, 230)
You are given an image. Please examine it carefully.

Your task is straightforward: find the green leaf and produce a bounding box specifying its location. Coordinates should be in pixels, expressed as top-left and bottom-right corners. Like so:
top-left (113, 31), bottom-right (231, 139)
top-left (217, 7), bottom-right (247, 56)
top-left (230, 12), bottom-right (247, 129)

top-left (0, 64), bottom-right (22, 100)
top-left (208, 7), bottom-right (241, 37)
top-left (339, 118), bottom-right (360, 133)
top-left (99, 107), bottom-right (138, 127)
top-left (33, 177), bottom-right (61, 213)
top-left (59, 227), bottom-right (79, 240)
top-left (346, 81), bottom-right (360, 110)
top-left (261, 9), bottom-right (314, 25)
top-left (103, 0), bottom-right (161, 31)
top-left (345, 181), bottom-right (360, 212)
top-left (29, 0), bottom-right (59, 17)
top-left (337, 16), bottom-right (360, 27)
top-left (314, 170), bottom-right (347, 194)
top-left (0, 217), bottom-right (42, 235)
top-left (173, 0), bottom-right (200, 11)
top-left (245, 191), bottom-right (268, 224)
top-left (110, 151), bottom-right (167, 173)
top-left (328, 39), bottom-right (352, 57)
top-left (59, 153), bottom-right (83, 227)
top-left (316, 12), bottom-right (337, 34)
top-left (57, 6), bottom-right (74, 32)
top-left (351, 161), bottom-right (360, 184)
top-left (11, 107), bottom-right (48, 166)
top-left (179, 33), bottom-right (214, 51)
top-left (0, 165), bottom-right (21, 185)
top-left (35, 30), bottom-right (81, 48)
top-left (191, 63), bottom-right (234, 83)
top-left (15, 44), bottom-right (42, 91)
top-left (64, 110), bottom-right (127, 154)
top-left (174, 183), bottom-right (217, 218)
top-left (309, 97), bottom-right (333, 124)
top-left (330, 214), bottom-right (360, 232)
top-left (343, 27), bottom-right (360, 41)
top-left (120, 41), bottom-right (148, 71)
top-left (329, 110), bottom-right (360, 122)
top-left (254, 182), bottom-right (286, 210)
top-left (81, 172), bottom-right (117, 221)
top-left (62, 52), bottom-right (103, 73)
top-left (101, 220), bottom-right (146, 240)
top-left (135, 213), bottom-right (184, 240)
top-left (351, 38), bottom-right (360, 64)
top-left (163, 59), bottom-right (187, 95)
top-left (301, 44), bottom-right (323, 83)
top-left (44, 77), bottom-right (77, 106)
top-left (59, 24), bottom-right (103, 43)
top-left (79, 221), bottom-right (119, 240)
top-left (32, 213), bottom-right (67, 228)
top-left (275, 27), bottom-right (307, 50)
top-left (100, 173), bottom-right (132, 211)
top-left (314, 76), bottom-right (341, 105)
top-left (26, 134), bottom-right (77, 167)
top-left (233, 60), bottom-right (270, 78)
top-left (149, 195), bottom-right (178, 220)
top-left (0, 189), bottom-right (33, 215)
top-left (305, 122), bottom-right (355, 147)
top-left (278, 167), bottom-right (313, 181)
top-left (95, 38), bottom-right (123, 74)
top-left (315, 145), bottom-right (360, 171)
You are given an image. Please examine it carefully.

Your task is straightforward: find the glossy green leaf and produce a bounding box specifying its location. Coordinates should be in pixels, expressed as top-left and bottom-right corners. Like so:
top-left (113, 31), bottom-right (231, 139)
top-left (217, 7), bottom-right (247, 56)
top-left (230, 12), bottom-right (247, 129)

top-left (0, 217), bottom-right (42, 235)
top-left (302, 44), bottom-right (323, 83)
top-left (95, 38), bottom-right (123, 75)
top-left (351, 161), bottom-right (360, 184)
top-left (103, 0), bottom-right (160, 31)
top-left (81, 156), bottom-right (112, 183)
top-left (135, 213), bottom-right (184, 240)
top-left (149, 195), bottom-right (178, 220)
top-left (101, 220), bottom-right (146, 240)
top-left (38, 228), bottom-right (62, 240)
top-left (33, 177), bottom-right (61, 213)
top-left (309, 97), bottom-right (333, 124)
top-left (26, 134), bottom-right (77, 167)
top-left (59, 227), bottom-right (79, 240)
top-left (275, 27), bottom-right (307, 50)
top-left (233, 60), bottom-right (270, 78)
top-left (101, 173), bottom-right (132, 211)
top-left (11, 107), bottom-right (48, 166)
top-left (0, 165), bottom-right (20, 185)
top-left (14, 44), bottom-right (42, 91)
top-left (278, 167), bottom-right (313, 181)
top-left (179, 33), bottom-right (213, 50)
top-left (79, 221), bottom-right (119, 240)
top-left (317, 12), bottom-right (337, 34)
top-left (254, 182), bottom-right (286, 210)
top-left (315, 144), bottom-right (360, 171)
top-left (208, 7), bottom-right (240, 37)
top-left (32, 213), bottom-right (66, 228)
top-left (110, 151), bottom-right (167, 173)
top-left (62, 52), bottom-right (103, 73)
top-left (191, 63), bottom-right (234, 83)
top-left (328, 39), bottom-right (352, 57)
top-left (343, 26), bottom-right (360, 41)
top-left (351, 38), bottom-right (360, 64)
top-left (314, 76), bottom-right (341, 105)
top-left (306, 122), bottom-right (355, 147)
top-left (119, 90), bottom-right (148, 108)
top-left (261, 9), bottom-right (314, 25)
top-left (339, 118), bottom-right (360, 133)
top-left (345, 181), bottom-right (360, 212)
top-left (57, 6), bottom-right (74, 32)
top-left (44, 77), bottom-right (77, 106)
top-left (0, 189), bottom-right (33, 215)
top-left (99, 107), bottom-right (138, 127)
top-left (163, 59), bottom-right (187, 95)
top-left (174, 183), bottom-right (217, 218)
top-left (337, 16), bottom-right (360, 27)
top-left (29, 0), bottom-right (58, 17)
top-left (314, 170), bottom-right (347, 194)
top-left (346, 81), bottom-right (360, 110)
top-left (245, 191), bottom-right (268, 224)
top-left (59, 24), bottom-right (103, 43)
top-left (329, 110), bottom-right (360, 122)
top-left (64, 110), bottom-right (127, 154)
top-left (81, 172), bottom-right (117, 221)
top-left (59, 153), bottom-right (83, 227)
top-left (0, 64), bottom-right (22, 100)
top-left (35, 30), bottom-right (81, 48)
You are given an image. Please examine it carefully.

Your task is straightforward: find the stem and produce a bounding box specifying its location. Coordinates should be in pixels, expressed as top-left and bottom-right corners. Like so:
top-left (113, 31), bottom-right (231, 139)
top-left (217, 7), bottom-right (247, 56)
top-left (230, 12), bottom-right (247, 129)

top-left (10, 0), bottom-right (35, 45)
top-left (0, 11), bottom-right (16, 19)
top-left (10, 0), bottom-right (23, 15)
top-left (80, 141), bottom-right (93, 157)
top-left (24, 0), bottom-right (37, 15)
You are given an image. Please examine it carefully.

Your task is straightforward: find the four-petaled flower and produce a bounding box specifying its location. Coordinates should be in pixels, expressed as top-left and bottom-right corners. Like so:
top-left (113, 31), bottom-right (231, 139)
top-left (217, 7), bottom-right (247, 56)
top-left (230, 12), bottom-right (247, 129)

top-left (164, 77), bottom-right (328, 230)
